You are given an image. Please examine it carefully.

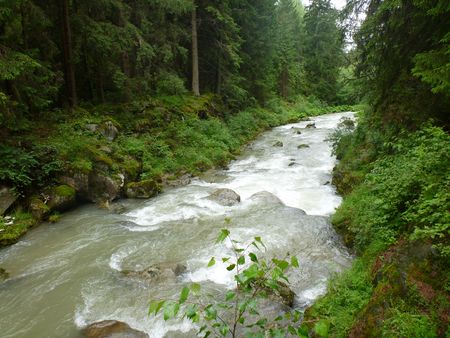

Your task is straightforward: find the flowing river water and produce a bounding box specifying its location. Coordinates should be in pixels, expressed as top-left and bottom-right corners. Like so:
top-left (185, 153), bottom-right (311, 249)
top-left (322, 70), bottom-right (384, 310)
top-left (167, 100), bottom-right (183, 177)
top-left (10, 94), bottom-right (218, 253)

top-left (0, 112), bottom-right (354, 337)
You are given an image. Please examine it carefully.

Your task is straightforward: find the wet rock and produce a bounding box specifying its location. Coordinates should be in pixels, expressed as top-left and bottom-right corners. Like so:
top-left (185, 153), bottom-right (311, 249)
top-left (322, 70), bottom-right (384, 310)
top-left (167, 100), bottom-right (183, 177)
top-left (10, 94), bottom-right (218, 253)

top-left (99, 121), bottom-right (119, 141)
top-left (297, 144), bottom-right (310, 149)
top-left (123, 263), bottom-right (187, 283)
top-left (110, 203), bottom-right (128, 214)
top-left (88, 173), bottom-right (123, 203)
top-left (162, 174), bottom-right (192, 188)
top-left (83, 320), bottom-right (148, 338)
top-left (323, 181), bottom-right (330, 185)
top-left (29, 195), bottom-right (50, 220)
top-left (291, 128), bottom-right (302, 135)
top-left (296, 130), bottom-right (302, 135)
top-left (288, 162), bottom-right (296, 167)
top-left (273, 140), bottom-right (284, 147)
top-left (126, 180), bottom-right (161, 199)
top-left (305, 123), bottom-right (316, 129)
top-left (0, 267), bottom-right (9, 282)
top-left (207, 188), bottom-right (241, 206)
top-left (249, 191), bottom-right (284, 206)
top-left (0, 187), bottom-right (17, 215)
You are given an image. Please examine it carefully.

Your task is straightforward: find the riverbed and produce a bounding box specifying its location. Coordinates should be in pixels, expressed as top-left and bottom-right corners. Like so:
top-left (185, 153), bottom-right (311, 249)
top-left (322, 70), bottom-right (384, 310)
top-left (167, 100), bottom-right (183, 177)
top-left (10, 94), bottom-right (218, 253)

top-left (0, 112), bottom-right (354, 337)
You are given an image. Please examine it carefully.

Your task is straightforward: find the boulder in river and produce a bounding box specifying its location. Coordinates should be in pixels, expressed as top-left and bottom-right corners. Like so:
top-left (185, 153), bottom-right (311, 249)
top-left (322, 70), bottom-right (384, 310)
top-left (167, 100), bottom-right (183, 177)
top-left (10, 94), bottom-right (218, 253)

top-left (123, 263), bottom-right (187, 283)
top-left (83, 320), bottom-right (148, 338)
top-left (305, 123), bottom-right (316, 129)
top-left (273, 140), bottom-right (284, 147)
top-left (125, 180), bottom-right (161, 199)
top-left (249, 191), bottom-right (284, 206)
top-left (297, 144), bottom-right (310, 149)
top-left (207, 188), bottom-right (241, 206)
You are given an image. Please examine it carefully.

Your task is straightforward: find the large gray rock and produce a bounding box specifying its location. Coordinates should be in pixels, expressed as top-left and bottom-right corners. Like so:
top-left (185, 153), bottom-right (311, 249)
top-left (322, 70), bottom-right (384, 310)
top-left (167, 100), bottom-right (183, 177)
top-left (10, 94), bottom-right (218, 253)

top-left (249, 191), bottom-right (284, 206)
top-left (88, 172), bottom-right (122, 203)
top-left (305, 123), bottom-right (316, 129)
top-left (60, 171), bottom-right (123, 204)
top-left (0, 187), bottom-right (17, 215)
top-left (83, 320), bottom-right (148, 338)
top-left (207, 188), bottom-right (241, 206)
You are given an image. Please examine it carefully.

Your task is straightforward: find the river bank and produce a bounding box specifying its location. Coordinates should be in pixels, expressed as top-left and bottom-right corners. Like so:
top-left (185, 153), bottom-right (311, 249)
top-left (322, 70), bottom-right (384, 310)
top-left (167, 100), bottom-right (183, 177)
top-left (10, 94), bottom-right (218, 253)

top-left (0, 95), bottom-right (354, 247)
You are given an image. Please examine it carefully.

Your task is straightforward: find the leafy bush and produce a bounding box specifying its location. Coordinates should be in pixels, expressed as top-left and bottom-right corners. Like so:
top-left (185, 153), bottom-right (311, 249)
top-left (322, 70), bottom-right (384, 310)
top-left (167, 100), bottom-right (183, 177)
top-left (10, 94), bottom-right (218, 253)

top-left (156, 72), bottom-right (187, 96)
top-left (333, 126), bottom-right (450, 253)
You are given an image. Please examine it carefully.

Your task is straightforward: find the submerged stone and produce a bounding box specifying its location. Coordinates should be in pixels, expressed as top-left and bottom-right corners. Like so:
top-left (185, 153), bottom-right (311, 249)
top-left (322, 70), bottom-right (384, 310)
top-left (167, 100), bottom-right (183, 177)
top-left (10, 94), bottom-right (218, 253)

top-left (273, 140), bottom-right (284, 147)
top-left (83, 320), bottom-right (148, 338)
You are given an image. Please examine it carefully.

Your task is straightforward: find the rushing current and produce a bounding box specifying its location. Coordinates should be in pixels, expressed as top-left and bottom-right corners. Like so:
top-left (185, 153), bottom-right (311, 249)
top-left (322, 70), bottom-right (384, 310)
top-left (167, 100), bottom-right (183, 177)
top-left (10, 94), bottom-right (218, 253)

top-left (0, 112), bottom-right (354, 337)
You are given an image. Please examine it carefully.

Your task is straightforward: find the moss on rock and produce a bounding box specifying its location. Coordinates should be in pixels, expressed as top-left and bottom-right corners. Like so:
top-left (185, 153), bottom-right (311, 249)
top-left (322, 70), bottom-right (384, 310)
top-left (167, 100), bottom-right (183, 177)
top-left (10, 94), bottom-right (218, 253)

top-left (126, 180), bottom-right (161, 199)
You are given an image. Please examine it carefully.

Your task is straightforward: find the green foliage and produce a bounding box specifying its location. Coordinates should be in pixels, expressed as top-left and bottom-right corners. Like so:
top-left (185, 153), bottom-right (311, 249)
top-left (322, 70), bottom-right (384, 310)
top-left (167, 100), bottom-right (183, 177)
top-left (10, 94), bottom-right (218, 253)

top-left (149, 229), bottom-right (304, 337)
top-left (381, 308), bottom-right (437, 338)
top-left (333, 125), bottom-right (450, 253)
top-left (307, 256), bottom-right (373, 336)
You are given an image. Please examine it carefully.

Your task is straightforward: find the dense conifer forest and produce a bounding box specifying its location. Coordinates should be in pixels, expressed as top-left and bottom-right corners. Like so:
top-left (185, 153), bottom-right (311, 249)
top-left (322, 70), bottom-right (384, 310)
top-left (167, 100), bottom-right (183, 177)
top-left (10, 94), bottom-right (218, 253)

top-left (0, 0), bottom-right (448, 336)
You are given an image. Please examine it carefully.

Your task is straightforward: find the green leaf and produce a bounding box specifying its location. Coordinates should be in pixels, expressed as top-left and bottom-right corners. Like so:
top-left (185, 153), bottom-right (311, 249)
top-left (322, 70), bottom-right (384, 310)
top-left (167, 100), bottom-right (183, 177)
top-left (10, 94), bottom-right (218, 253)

top-left (298, 325), bottom-right (309, 337)
top-left (163, 301), bottom-right (180, 320)
top-left (207, 257), bottom-right (216, 267)
top-left (227, 264), bottom-right (236, 271)
top-left (273, 259), bottom-right (289, 271)
top-left (222, 257), bottom-right (230, 263)
top-left (226, 291), bottom-right (236, 301)
top-left (237, 256), bottom-right (245, 265)
top-left (191, 283), bottom-right (201, 295)
top-left (219, 325), bottom-right (229, 336)
top-left (291, 256), bottom-right (299, 268)
top-left (288, 326), bottom-right (297, 335)
top-left (205, 304), bottom-right (217, 320)
top-left (185, 304), bottom-right (198, 319)
top-left (216, 229), bottom-right (230, 243)
top-left (249, 252), bottom-right (258, 262)
top-left (254, 236), bottom-right (266, 249)
top-left (148, 300), bottom-right (165, 316)
top-left (179, 286), bottom-right (190, 304)
top-left (314, 320), bottom-right (330, 337)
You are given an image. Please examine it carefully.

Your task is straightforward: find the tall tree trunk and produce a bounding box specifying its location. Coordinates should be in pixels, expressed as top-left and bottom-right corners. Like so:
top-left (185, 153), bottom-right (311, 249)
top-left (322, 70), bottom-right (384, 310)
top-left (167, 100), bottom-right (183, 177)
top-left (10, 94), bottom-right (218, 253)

top-left (191, 4), bottom-right (200, 96)
top-left (61, 0), bottom-right (77, 107)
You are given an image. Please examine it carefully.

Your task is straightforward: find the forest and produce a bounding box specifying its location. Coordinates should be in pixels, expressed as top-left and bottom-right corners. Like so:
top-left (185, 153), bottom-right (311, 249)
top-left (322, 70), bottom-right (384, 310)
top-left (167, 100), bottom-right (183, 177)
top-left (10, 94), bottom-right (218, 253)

top-left (0, 0), bottom-right (449, 337)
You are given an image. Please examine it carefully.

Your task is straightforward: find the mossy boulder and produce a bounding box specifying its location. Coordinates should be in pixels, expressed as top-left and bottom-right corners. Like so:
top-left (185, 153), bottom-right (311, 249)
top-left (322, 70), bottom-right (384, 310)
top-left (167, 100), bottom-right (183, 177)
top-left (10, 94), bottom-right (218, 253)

top-left (83, 320), bottom-right (148, 338)
top-left (297, 144), bottom-right (310, 149)
top-left (46, 185), bottom-right (77, 211)
top-left (125, 180), bottom-right (161, 199)
top-left (0, 187), bottom-right (17, 215)
top-left (29, 196), bottom-right (51, 220)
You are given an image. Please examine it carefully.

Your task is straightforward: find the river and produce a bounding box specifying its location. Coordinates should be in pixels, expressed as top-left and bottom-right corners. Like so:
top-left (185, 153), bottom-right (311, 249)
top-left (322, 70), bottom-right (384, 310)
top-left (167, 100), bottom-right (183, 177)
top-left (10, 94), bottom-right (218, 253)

top-left (0, 112), bottom-right (354, 337)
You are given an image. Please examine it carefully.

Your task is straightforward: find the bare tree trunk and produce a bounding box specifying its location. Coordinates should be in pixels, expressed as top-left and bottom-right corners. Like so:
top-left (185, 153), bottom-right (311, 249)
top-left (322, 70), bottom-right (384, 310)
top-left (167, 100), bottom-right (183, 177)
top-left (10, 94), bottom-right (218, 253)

top-left (61, 0), bottom-right (77, 107)
top-left (191, 4), bottom-right (200, 96)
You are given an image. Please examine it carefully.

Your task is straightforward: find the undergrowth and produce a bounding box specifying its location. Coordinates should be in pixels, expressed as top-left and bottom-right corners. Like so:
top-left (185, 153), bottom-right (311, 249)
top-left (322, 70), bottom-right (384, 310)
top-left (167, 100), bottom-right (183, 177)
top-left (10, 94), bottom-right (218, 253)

top-left (306, 112), bottom-right (450, 337)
